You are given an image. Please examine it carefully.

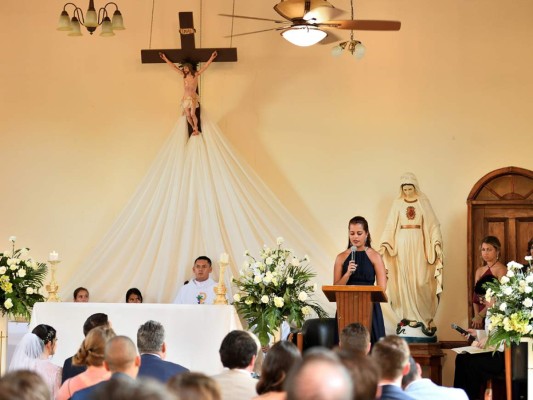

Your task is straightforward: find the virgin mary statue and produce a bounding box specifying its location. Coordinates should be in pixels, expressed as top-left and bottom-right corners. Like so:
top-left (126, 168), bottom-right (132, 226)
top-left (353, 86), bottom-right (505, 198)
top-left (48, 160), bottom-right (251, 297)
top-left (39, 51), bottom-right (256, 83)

top-left (379, 172), bottom-right (443, 339)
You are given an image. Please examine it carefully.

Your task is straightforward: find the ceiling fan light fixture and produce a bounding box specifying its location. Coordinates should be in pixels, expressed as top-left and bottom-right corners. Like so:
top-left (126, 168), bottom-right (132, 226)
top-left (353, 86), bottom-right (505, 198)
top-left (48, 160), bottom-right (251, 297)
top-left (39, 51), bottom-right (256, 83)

top-left (281, 25), bottom-right (327, 47)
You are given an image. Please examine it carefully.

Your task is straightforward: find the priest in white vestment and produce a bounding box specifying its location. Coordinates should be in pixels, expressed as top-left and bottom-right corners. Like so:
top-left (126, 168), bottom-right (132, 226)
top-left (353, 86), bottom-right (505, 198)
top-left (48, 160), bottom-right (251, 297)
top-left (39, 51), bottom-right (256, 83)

top-left (173, 256), bottom-right (219, 304)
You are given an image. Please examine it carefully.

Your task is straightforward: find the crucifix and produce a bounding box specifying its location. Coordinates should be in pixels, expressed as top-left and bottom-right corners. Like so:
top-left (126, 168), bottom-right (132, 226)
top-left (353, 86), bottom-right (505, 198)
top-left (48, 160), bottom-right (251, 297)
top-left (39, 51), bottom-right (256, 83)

top-left (141, 12), bottom-right (238, 135)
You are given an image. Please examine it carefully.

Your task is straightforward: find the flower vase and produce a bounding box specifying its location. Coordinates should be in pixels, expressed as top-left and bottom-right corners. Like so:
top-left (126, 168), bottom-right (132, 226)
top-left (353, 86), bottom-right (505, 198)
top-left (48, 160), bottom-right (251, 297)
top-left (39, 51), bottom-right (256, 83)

top-left (0, 312), bottom-right (8, 376)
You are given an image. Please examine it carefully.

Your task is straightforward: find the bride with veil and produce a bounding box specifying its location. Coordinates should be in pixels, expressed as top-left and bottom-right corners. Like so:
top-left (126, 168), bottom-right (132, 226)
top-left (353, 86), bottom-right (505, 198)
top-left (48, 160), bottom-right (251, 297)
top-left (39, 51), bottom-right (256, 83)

top-left (9, 324), bottom-right (62, 398)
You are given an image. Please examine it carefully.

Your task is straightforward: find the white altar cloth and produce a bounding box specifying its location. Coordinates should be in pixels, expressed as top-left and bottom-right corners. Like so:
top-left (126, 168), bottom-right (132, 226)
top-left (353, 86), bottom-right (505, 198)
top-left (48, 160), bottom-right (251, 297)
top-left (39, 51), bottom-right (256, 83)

top-left (30, 303), bottom-right (242, 375)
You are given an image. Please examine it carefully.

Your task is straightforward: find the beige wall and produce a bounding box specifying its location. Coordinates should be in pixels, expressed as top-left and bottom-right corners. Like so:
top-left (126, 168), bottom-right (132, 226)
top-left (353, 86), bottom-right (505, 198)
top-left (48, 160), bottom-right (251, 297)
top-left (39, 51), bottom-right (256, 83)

top-left (1, 0), bottom-right (532, 385)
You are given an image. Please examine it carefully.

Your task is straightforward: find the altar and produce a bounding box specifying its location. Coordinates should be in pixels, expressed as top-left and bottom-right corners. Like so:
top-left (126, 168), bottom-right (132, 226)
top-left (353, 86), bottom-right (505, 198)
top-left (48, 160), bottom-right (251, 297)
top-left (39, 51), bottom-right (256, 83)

top-left (30, 302), bottom-right (242, 375)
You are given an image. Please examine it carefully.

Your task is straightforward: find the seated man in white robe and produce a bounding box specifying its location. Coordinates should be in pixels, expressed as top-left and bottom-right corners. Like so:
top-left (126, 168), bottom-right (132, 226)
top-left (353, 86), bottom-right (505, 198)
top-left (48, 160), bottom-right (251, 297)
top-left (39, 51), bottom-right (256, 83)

top-left (173, 256), bottom-right (218, 304)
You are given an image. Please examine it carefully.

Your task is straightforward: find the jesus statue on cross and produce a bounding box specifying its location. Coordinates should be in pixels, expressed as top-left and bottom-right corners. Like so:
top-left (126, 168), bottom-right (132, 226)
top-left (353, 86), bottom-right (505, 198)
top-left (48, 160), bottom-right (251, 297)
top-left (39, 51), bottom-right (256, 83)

top-left (159, 51), bottom-right (217, 135)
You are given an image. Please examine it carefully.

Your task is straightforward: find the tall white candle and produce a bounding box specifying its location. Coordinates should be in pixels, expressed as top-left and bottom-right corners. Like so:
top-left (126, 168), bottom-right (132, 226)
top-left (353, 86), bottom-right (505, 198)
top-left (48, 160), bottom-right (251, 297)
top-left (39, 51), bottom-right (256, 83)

top-left (49, 251), bottom-right (59, 261)
top-left (220, 253), bottom-right (229, 264)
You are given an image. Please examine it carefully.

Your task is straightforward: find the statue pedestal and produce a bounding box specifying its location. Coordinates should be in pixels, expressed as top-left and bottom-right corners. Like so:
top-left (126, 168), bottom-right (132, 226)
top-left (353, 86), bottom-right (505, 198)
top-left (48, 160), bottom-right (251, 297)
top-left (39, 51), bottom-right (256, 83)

top-left (409, 342), bottom-right (444, 385)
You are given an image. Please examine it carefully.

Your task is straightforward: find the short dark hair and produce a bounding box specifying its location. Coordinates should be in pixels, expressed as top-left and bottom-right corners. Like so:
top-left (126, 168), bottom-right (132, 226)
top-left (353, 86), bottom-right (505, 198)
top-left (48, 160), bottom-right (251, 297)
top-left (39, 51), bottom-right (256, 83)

top-left (31, 324), bottom-right (56, 345)
top-left (401, 356), bottom-right (419, 388)
top-left (371, 335), bottom-right (410, 380)
top-left (73, 287), bottom-right (88, 299)
top-left (256, 341), bottom-right (301, 394)
top-left (137, 320), bottom-right (165, 353)
top-left (126, 288), bottom-right (143, 303)
top-left (194, 256), bottom-right (212, 266)
top-left (83, 313), bottom-right (109, 336)
top-left (219, 330), bottom-right (257, 369)
top-left (339, 323), bottom-right (370, 353)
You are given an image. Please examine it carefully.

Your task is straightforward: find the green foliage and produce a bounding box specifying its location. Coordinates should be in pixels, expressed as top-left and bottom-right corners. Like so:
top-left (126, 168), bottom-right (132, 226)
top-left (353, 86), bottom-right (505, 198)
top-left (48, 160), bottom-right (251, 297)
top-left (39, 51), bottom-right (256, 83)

top-left (232, 238), bottom-right (328, 346)
top-left (0, 239), bottom-right (47, 320)
top-left (485, 260), bottom-right (533, 348)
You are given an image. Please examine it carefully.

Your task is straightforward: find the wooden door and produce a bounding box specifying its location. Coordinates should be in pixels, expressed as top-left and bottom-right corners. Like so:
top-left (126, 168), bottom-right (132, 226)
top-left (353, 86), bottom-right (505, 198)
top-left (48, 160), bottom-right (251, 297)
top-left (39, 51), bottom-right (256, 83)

top-left (467, 167), bottom-right (533, 321)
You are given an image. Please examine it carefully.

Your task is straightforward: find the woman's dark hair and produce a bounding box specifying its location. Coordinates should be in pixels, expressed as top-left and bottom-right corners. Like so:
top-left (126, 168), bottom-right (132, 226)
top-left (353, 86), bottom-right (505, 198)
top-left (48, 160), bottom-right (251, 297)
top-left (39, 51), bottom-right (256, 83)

top-left (31, 324), bottom-right (56, 345)
top-left (126, 288), bottom-right (143, 303)
top-left (256, 341), bottom-right (301, 394)
top-left (346, 216), bottom-right (372, 249)
top-left (474, 274), bottom-right (498, 296)
top-left (480, 236), bottom-right (502, 264)
top-left (528, 238), bottom-right (533, 253)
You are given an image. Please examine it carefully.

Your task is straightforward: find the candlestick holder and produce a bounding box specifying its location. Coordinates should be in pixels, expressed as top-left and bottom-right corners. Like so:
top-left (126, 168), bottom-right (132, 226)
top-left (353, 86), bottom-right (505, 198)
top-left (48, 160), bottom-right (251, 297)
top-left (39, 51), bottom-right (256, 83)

top-left (46, 260), bottom-right (61, 302)
top-left (214, 261), bottom-right (228, 305)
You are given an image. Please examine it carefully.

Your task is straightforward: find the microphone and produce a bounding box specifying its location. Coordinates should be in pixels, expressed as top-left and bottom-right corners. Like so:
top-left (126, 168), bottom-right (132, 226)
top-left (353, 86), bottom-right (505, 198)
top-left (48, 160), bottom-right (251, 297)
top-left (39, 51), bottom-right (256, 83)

top-left (350, 246), bottom-right (357, 274)
top-left (451, 323), bottom-right (475, 345)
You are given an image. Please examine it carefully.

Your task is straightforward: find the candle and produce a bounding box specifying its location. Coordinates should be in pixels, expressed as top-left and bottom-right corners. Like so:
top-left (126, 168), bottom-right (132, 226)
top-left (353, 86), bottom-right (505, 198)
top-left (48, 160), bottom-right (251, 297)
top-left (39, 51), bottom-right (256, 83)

top-left (49, 251), bottom-right (59, 261)
top-left (220, 253), bottom-right (229, 264)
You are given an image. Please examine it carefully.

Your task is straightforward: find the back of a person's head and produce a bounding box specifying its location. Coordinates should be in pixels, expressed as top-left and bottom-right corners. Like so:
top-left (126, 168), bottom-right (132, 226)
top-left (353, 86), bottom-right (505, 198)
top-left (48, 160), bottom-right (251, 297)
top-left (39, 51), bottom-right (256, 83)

top-left (339, 323), bottom-right (370, 354)
top-left (83, 313), bottom-right (110, 336)
top-left (0, 370), bottom-right (50, 400)
top-left (92, 376), bottom-right (177, 400)
top-left (31, 324), bottom-right (56, 345)
top-left (167, 372), bottom-right (221, 400)
top-left (336, 349), bottom-right (380, 400)
top-left (219, 330), bottom-right (258, 369)
top-left (105, 335), bottom-right (138, 373)
top-left (257, 341), bottom-right (301, 395)
top-left (73, 326), bottom-right (116, 367)
top-left (285, 348), bottom-right (353, 400)
top-left (137, 320), bottom-right (165, 353)
top-left (371, 335), bottom-right (410, 381)
top-left (401, 356), bottom-right (420, 388)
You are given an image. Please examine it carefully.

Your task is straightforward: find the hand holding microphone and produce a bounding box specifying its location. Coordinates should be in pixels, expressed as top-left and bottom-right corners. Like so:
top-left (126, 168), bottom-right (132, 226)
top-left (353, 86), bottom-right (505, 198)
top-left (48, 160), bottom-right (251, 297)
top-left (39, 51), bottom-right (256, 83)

top-left (349, 246), bottom-right (358, 275)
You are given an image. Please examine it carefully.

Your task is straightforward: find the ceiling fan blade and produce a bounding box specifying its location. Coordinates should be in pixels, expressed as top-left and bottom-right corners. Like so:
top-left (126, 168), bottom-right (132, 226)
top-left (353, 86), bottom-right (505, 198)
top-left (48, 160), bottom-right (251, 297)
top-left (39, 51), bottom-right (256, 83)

top-left (218, 13), bottom-right (286, 24)
top-left (323, 19), bottom-right (401, 31)
top-left (304, 5), bottom-right (343, 23)
top-left (274, 0), bottom-right (335, 21)
top-left (223, 27), bottom-right (285, 38)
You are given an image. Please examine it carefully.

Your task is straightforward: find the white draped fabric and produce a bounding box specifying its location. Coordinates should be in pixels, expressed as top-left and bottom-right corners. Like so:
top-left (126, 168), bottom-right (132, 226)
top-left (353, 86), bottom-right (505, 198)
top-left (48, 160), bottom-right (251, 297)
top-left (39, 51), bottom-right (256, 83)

top-left (61, 113), bottom-right (335, 313)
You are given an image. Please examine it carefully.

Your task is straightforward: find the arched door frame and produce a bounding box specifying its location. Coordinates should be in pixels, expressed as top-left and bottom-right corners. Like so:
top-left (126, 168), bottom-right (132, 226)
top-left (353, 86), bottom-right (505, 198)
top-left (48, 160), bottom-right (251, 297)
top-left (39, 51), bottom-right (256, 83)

top-left (466, 166), bottom-right (533, 321)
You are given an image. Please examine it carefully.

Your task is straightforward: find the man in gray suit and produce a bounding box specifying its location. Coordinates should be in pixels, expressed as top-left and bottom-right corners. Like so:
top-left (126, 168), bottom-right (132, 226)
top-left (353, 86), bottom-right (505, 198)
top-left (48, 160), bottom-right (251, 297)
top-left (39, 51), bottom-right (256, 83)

top-left (212, 330), bottom-right (258, 400)
top-left (402, 356), bottom-right (468, 400)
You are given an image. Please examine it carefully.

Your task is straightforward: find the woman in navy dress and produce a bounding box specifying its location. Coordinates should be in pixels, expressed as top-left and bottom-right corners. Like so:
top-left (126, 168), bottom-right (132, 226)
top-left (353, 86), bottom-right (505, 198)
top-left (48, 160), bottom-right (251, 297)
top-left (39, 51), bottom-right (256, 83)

top-left (333, 216), bottom-right (387, 343)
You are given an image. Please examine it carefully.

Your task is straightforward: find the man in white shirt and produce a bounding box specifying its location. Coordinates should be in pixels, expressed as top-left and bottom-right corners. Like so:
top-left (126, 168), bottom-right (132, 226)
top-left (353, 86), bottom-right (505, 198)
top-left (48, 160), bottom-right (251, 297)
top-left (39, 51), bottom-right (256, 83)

top-left (173, 256), bottom-right (218, 304)
top-left (212, 330), bottom-right (258, 400)
top-left (403, 356), bottom-right (468, 400)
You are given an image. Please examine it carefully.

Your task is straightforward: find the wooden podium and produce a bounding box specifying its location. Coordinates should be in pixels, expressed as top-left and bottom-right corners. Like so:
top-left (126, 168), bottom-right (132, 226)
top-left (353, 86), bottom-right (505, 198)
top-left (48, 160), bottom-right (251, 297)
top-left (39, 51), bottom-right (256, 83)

top-left (322, 285), bottom-right (387, 334)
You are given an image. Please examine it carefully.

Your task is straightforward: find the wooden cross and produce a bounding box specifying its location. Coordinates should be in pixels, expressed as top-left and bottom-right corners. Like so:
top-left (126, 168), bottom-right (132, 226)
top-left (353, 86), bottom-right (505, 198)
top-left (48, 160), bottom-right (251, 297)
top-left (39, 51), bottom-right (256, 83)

top-left (141, 12), bottom-right (238, 135)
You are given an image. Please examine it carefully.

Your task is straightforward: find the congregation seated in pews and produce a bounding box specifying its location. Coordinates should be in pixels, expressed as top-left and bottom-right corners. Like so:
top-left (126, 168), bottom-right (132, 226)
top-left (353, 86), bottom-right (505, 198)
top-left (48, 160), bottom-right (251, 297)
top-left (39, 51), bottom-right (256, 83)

top-left (3, 313), bottom-right (471, 400)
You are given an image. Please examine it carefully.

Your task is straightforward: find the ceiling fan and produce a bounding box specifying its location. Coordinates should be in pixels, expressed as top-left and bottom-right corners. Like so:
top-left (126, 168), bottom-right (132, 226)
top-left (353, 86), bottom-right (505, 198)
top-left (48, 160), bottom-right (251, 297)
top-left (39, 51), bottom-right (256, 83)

top-left (220, 0), bottom-right (401, 47)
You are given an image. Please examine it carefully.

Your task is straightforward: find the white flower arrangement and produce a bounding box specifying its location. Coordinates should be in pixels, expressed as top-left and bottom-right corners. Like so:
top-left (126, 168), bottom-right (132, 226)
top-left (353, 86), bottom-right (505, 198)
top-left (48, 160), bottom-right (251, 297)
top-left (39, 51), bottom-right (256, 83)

top-left (485, 257), bottom-right (533, 347)
top-left (232, 237), bottom-right (327, 346)
top-left (1, 237), bottom-right (47, 319)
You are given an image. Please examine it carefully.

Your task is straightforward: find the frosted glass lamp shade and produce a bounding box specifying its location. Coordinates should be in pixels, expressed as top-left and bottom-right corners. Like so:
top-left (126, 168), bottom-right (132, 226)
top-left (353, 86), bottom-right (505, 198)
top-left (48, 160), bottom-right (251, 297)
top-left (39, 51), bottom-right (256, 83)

top-left (57, 11), bottom-right (72, 31)
top-left (85, 9), bottom-right (98, 28)
top-left (281, 25), bottom-right (327, 47)
top-left (100, 17), bottom-right (115, 36)
top-left (353, 43), bottom-right (366, 59)
top-left (68, 17), bottom-right (83, 36)
top-left (111, 10), bottom-right (125, 30)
